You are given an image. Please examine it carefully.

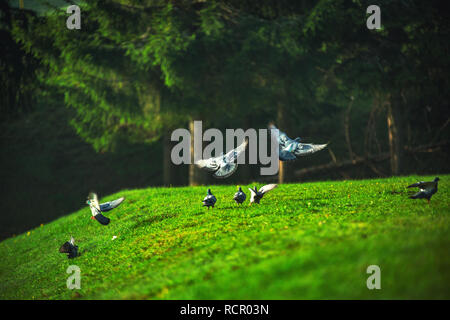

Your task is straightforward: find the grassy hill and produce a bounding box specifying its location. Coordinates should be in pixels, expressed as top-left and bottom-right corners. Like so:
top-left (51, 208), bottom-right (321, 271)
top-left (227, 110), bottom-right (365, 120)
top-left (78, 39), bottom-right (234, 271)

top-left (0, 175), bottom-right (449, 300)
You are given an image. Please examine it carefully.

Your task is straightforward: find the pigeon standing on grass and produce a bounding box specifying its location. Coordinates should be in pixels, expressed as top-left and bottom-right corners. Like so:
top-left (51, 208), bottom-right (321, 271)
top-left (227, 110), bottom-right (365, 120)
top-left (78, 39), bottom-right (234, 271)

top-left (195, 138), bottom-right (248, 178)
top-left (87, 192), bottom-right (124, 225)
top-left (407, 177), bottom-right (440, 203)
top-left (233, 187), bottom-right (246, 205)
top-left (202, 189), bottom-right (217, 209)
top-left (59, 237), bottom-right (78, 259)
top-left (249, 184), bottom-right (278, 204)
top-left (269, 124), bottom-right (327, 161)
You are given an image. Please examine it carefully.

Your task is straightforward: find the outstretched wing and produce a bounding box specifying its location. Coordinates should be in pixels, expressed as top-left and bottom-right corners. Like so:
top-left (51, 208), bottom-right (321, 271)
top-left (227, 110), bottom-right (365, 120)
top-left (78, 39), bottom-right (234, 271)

top-left (94, 213), bottom-right (110, 225)
top-left (407, 181), bottom-right (432, 189)
top-left (224, 138), bottom-right (248, 164)
top-left (248, 188), bottom-right (257, 203)
top-left (259, 184), bottom-right (278, 195)
top-left (195, 157), bottom-right (220, 172)
top-left (293, 143), bottom-right (328, 157)
top-left (100, 197), bottom-right (125, 212)
top-left (212, 138), bottom-right (248, 179)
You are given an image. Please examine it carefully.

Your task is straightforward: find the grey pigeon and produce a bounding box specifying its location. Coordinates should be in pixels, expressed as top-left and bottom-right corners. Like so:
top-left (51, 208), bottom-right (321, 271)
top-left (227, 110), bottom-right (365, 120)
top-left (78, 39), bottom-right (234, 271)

top-left (248, 184), bottom-right (278, 204)
top-left (202, 188), bottom-right (217, 209)
top-left (87, 192), bottom-right (124, 225)
top-left (233, 187), bottom-right (246, 204)
top-left (195, 138), bottom-right (248, 178)
top-left (407, 177), bottom-right (440, 203)
top-left (269, 124), bottom-right (327, 161)
top-left (59, 236), bottom-right (78, 259)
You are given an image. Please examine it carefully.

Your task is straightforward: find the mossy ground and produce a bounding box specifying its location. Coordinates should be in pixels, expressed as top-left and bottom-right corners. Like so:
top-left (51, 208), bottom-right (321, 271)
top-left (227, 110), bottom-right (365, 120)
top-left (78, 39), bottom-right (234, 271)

top-left (0, 175), bottom-right (448, 299)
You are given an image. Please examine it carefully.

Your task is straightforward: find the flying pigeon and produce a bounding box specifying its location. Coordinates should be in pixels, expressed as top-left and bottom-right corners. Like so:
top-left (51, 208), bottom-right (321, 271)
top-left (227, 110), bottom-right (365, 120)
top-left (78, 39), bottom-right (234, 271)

top-left (233, 186), bottom-right (246, 204)
top-left (269, 124), bottom-right (327, 161)
top-left (195, 138), bottom-right (248, 178)
top-left (407, 177), bottom-right (440, 203)
top-left (248, 184), bottom-right (278, 204)
top-left (59, 236), bottom-right (78, 259)
top-left (202, 188), bottom-right (217, 209)
top-left (87, 192), bottom-right (124, 225)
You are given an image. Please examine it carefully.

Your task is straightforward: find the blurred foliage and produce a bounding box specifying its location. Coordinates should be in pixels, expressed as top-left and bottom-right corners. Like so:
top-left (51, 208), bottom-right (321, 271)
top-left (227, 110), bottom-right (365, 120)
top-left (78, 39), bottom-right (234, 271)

top-left (3, 0), bottom-right (448, 148)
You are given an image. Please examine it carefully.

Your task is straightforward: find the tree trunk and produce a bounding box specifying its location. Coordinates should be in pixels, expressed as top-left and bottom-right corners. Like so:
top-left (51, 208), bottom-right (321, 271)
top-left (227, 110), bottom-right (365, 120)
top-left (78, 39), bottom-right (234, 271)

top-left (386, 93), bottom-right (404, 175)
top-left (344, 97), bottom-right (355, 163)
top-left (163, 133), bottom-right (173, 186)
top-left (189, 119), bottom-right (208, 186)
top-left (277, 101), bottom-right (295, 184)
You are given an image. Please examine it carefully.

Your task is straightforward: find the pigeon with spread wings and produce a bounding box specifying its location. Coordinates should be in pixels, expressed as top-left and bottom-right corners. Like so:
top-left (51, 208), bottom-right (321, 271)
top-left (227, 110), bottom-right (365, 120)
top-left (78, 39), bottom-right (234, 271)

top-left (269, 124), bottom-right (327, 161)
top-left (407, 177), bottom-right (439, 203)
top-left (87, 192), bottom-right (124, 225)
top-left (248, 184), bottom-right (278, 204)
top-left (195, 138), bottom-right (248, 179)
top-left (59, 236), bottom-right (78, 259)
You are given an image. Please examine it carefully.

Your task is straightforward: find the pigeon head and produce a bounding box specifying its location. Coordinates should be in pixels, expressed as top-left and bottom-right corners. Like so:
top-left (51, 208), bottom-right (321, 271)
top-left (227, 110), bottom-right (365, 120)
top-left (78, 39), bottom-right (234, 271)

top-left (434, 177), bottom-right (440, 182)
top-left (238, 186), bottom-right (242, 192)
top-left (207, 189), bottom-right (212, 195)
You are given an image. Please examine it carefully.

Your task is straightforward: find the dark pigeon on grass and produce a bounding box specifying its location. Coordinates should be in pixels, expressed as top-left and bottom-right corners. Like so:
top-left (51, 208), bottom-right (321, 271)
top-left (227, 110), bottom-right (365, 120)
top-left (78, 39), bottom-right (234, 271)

top-left (87, 192), bottom-right (124, 225)
top-left (195, 138), bottom-right (248, 178)
top-left (249, 184), bottom-right (278, 204)
top-left (233, 187), bottom-right (246, 205)
top-left (407, 177), bottom-right (440, 203)
top-left (59, 237), bottom-right (78, 259)
top-left (202, 189), bottom-right (217, 209)
top-left (269, 124), bottom-right (327, 161)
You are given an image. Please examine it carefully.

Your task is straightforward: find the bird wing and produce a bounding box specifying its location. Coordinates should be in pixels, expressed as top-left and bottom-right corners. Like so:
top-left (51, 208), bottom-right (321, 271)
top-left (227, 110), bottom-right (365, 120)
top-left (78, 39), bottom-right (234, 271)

top-left (410, 190), bottom-right (427, 199)
top-left (224, 138), bottom-right (248, 164)
top-left (94, 213), bottom-right (111, 225)
top-left (100, 197), bottom-right (125, 212)
top-left (407, 181), bottom-right (433, 189)
top-left (203, 195), bottom-right (216, 205)
top-left (195, 157), bottom-right (220, 172)
top-left (279, 149), bottom-right (297, 161)
top-left (212, 139), bottom-right (247, 179)
top-left (248, 188), bottom-right (257, 203)
top-left (259, 184), bottom-right (278, 195)
top-left (293, 143), bottom-right (328, 156)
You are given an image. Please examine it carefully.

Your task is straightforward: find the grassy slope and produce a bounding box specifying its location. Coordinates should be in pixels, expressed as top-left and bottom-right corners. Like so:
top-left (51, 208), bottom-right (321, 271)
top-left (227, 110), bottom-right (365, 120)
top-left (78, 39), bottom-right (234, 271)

top-left (0, 175), bottom-right (449, 300)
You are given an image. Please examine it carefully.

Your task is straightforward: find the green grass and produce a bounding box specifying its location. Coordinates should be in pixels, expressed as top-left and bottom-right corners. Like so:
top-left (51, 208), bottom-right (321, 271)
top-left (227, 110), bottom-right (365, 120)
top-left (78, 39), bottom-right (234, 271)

top-left (0, 175), bottom-right (449, 299)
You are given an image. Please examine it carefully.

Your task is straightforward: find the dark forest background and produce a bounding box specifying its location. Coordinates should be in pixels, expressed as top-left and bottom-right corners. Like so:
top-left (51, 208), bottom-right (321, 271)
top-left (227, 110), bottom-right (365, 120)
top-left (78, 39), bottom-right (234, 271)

top-left (1, 0), bottom-right (449, 240)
